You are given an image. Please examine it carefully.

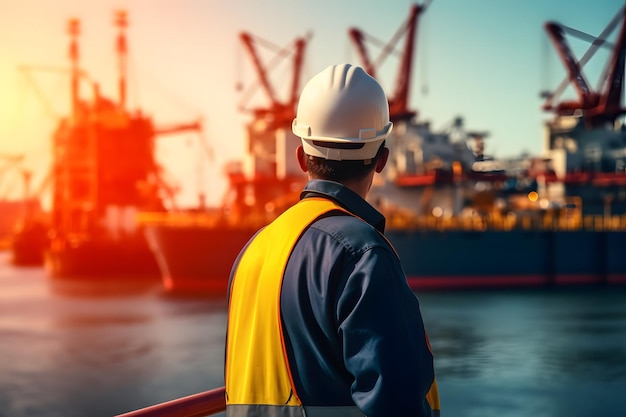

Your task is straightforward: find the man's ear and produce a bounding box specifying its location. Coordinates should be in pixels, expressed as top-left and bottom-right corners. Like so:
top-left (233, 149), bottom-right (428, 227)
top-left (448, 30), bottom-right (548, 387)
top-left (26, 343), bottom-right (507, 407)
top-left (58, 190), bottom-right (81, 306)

top-left (296, 145), bottom-right (308, 172)
top-left (375, 147), bottom-right (389, 173)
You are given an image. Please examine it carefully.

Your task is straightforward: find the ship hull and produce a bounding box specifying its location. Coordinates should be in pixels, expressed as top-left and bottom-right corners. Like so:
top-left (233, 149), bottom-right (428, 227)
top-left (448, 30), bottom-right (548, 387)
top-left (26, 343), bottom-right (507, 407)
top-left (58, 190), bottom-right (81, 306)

top-left (11, 237), bottom-right (46, 267)
top-left (143, 224), bottom-right (626, 295)
top-left (44, 234), bottom-right (161, 280)
top-left (392, 229), bottom-right (626, 289)
top-left (143, 225), bottom-right (257, 295)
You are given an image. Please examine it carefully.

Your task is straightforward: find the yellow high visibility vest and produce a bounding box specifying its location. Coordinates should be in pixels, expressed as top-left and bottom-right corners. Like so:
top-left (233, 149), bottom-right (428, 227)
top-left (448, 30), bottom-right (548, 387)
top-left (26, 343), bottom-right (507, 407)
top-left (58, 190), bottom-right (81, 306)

top-left (225, 197), bottom-right (440, 416)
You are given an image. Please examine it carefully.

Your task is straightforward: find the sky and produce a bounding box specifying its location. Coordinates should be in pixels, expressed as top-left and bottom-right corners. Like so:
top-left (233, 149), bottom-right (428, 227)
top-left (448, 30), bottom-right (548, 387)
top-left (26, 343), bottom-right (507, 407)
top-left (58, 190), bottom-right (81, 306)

top-left (0, 0), bottom-right (623, 208)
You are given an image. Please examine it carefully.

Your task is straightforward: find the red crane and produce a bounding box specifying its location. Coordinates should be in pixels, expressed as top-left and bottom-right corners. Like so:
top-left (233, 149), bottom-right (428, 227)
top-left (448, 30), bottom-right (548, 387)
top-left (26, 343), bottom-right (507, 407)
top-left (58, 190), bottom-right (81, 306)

top-left (238, 32), bottom-right (309, 130)
top-left (542, 3), bottom-right (626, 127)
top-left (348, 1), bottom-right (429, 123)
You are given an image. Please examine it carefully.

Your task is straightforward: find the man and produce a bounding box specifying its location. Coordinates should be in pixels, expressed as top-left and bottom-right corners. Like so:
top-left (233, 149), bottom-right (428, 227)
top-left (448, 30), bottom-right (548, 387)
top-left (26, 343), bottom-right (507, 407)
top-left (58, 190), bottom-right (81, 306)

top-left (225, 63), bottom-right (440, 417)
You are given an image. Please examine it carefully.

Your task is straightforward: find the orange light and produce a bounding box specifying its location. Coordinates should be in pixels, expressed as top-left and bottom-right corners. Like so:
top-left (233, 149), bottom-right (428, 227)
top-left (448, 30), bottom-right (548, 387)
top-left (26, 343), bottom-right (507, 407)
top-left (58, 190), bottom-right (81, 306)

top-left (528, 191), bottom-right (539, 202)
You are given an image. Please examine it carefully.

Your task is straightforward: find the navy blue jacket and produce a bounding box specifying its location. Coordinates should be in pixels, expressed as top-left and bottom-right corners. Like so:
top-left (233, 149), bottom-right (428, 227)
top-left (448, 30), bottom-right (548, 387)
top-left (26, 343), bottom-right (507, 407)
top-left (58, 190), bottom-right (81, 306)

top-left (277, 180), bottom-right (435, 417)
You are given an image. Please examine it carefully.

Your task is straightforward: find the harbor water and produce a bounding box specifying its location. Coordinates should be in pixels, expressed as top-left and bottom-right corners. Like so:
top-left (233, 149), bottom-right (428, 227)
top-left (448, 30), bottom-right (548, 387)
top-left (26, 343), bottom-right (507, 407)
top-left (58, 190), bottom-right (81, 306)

top-left (1, 251), bottom-right (625, 417)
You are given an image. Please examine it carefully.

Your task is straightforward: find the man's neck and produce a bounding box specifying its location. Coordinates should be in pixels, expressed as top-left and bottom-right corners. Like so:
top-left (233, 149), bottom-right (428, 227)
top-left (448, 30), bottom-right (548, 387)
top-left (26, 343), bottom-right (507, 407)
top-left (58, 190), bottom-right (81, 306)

top-left (312, 174), bottom-right (374, 200)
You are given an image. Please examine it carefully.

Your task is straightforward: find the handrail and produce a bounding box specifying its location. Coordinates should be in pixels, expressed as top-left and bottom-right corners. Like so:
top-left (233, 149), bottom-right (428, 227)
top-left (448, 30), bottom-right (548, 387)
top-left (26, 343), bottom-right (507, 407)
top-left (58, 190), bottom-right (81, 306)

top-left (115, 386), bottom-right (226, 417)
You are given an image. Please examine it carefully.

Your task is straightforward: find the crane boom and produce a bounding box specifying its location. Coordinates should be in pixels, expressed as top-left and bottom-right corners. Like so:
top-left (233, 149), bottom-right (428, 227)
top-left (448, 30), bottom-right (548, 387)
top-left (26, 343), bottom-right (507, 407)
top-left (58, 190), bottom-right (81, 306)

top-left (542, 4), bottom-right (626, 126)
top-left (391, 3), bottom-right (423, 121)
top-left (239, 32), bottom-right (278, 110)
top-left (347, 29), bottom-right (376, 78)
top-left (154, 120), bottom-right (202, 136)
top-left (238, 32), bottom-right (309, 129)
top-left (289, 37), bottom-right (307, 113)
top-left (598, 6), bottom-right (626, 117)
top-left (544, 22), bottom-right (597, 109)
top-left (348, 2), bottom-right (427, 123)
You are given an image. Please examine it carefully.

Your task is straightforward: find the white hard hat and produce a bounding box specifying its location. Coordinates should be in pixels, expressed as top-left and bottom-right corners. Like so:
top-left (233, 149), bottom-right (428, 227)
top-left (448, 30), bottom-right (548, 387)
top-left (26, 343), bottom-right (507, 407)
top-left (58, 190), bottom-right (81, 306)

top-left (292, 63), bottom-right (393, 161)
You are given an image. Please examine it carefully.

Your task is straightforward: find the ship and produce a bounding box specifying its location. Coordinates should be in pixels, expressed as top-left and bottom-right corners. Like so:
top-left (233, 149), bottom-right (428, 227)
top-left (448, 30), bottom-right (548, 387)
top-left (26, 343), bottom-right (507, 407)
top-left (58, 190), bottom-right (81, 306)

top-left (385, 2), bottom-right (626, 288)
top-left (10, 198), bottom-right (49, 266)
top-left (40, 12), bottom-right (200, 279)
top-left (140, 2), bottom-right (626, 295)
top-left (0, 154), bottom-right (49, 265)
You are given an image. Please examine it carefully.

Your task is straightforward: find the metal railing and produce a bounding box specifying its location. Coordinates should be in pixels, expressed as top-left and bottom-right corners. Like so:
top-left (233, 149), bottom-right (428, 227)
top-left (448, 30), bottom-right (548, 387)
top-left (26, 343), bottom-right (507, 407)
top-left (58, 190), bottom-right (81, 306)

top-left (115, 386), bottom-right (226, 417)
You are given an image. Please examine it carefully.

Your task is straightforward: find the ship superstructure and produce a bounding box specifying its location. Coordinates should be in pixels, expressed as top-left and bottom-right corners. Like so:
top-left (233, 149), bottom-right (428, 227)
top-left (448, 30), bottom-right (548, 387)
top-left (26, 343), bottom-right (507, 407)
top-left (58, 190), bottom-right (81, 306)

top-left (46, 11), bottom-right (200, 278)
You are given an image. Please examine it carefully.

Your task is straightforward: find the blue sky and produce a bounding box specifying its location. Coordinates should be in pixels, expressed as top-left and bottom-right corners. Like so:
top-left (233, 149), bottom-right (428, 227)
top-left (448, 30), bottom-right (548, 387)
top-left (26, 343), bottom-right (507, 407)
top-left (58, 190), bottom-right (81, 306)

top-left (0, 0), bottom-right (623, 206)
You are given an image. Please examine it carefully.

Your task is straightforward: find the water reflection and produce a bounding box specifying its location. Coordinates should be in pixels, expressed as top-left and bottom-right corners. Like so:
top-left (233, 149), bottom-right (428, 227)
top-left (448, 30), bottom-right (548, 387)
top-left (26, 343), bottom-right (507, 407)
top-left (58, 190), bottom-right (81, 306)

top-left (419, 288), bottom-right (626, 417)
top-left (47, 276), bottom-right (163, 298)
top-left (0, 253), bottom-right (228, 417)
top-left (2, 251), bottom-right (626, 417)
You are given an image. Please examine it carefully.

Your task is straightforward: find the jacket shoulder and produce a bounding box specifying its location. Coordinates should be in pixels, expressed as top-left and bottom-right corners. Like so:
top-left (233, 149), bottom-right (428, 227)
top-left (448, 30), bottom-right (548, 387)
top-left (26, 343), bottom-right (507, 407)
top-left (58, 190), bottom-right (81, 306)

top-left (310, 214), bottom-right (392, 256)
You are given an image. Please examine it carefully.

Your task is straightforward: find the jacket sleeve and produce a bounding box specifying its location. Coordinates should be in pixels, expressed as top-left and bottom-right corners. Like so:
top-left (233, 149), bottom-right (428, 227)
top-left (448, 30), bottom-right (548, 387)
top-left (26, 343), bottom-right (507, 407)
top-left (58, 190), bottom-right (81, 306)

top-left (337, 246), bottom-right (435, 417)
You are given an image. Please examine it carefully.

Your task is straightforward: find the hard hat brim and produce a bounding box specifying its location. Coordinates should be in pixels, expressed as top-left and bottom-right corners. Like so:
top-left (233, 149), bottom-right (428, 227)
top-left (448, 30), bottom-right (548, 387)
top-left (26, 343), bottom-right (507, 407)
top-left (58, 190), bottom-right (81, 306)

top-left (299, 122), bottom-right (392, 161)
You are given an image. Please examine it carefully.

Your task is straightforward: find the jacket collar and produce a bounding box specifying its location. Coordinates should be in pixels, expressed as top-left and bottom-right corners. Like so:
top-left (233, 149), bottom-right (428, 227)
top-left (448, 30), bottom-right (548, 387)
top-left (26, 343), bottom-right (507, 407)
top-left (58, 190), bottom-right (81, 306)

top-left (300, 179), bottom-right (386, 233)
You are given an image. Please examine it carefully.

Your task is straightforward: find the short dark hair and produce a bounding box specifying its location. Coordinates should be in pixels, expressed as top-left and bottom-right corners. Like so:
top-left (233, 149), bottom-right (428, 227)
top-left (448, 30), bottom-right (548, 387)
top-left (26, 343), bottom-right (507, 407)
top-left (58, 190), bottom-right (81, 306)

top-left (305, 141), bottom-right (386, 182)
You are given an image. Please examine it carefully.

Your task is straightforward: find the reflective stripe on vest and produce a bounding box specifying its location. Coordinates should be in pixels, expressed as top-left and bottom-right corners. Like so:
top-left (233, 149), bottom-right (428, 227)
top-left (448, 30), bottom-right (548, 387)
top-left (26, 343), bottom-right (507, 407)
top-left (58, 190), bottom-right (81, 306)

top-left (227, 404), bottom-right (367, 417)
top-left (225, 197), bottom-right (440, 416)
